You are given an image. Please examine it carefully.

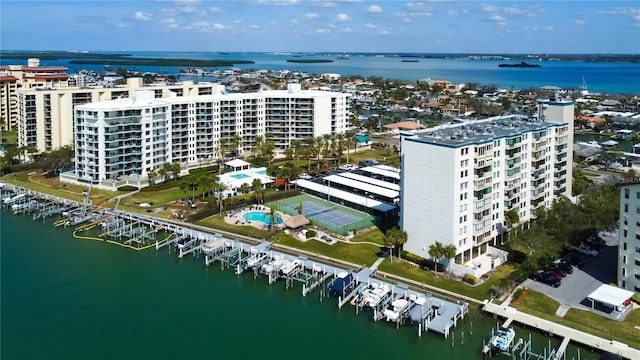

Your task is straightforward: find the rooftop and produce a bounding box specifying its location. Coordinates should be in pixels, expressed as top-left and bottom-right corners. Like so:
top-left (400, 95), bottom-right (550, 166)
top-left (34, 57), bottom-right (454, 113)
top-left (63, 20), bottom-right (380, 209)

top-left (404, 115), bottom-right (565, 148)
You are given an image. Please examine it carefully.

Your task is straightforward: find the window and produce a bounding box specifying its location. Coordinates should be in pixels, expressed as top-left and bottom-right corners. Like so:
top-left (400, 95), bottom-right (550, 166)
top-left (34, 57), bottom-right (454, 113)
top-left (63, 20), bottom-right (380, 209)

top-left (623, 242), bottom-right (627, 251)
top-left (624, 203), bottom-right (629, 212)
top-left (622, 268), bottom-right (626, 276)
top-left (624, 229), bottom-right (628, 238)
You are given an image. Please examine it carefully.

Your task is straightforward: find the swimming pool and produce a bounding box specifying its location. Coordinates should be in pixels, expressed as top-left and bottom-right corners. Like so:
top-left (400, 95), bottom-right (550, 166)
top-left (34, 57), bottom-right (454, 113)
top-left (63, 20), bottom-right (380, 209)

top-left (231, 173), bottom-right (250, 179)
top-left (256, 170), bottom-right (267, 175)
top-left (243, 211), bottom-right (283, 225)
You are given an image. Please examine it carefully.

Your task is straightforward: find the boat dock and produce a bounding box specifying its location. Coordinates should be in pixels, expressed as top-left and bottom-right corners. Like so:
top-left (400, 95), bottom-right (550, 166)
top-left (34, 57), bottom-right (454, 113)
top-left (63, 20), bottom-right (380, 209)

top-left (483, 301), bottom-right (640, 360)
top-left (0, 183), bottom-right (468, 338)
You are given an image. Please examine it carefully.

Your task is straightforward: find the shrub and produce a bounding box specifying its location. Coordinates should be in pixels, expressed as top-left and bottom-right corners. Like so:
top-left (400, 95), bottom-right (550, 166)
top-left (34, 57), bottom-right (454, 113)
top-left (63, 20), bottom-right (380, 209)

top-left (512, 287), bottom-right (524, 301)
top-left (263, 189), bottom-right (301, 203)
top-left (463, 274), bottom-right (477, 285)
top-left (117, 185), bottom-right (138, 191)
top-left (306, 230), bottom-right (316, 239)
top-left (144, 180), bottom-right (181, 191)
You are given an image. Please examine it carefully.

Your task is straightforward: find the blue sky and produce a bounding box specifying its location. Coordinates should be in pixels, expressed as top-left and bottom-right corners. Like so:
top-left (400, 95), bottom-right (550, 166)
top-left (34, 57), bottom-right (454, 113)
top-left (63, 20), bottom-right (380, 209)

top-left (2, 0), bottom-right (639, 53)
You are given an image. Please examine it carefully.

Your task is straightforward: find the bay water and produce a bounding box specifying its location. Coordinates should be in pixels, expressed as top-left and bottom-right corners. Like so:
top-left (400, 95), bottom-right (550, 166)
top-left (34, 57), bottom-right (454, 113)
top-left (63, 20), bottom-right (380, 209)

top-left (1, 209), bottom-right (600, 359)
top-left (1, 51), bottom-right (638, 94)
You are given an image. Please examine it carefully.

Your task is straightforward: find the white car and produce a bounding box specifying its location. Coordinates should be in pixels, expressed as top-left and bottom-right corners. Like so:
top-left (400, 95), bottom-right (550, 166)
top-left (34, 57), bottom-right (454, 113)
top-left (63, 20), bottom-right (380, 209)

top-left (573, 244), bottom-right (599, 257)
top-left (298, 173), bottom-right (312, 180)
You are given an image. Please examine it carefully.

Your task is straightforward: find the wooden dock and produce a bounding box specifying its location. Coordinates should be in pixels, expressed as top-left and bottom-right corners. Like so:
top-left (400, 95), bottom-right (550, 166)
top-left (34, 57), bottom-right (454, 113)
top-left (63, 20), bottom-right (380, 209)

top-left (483, 301), bottom-right (640, 359)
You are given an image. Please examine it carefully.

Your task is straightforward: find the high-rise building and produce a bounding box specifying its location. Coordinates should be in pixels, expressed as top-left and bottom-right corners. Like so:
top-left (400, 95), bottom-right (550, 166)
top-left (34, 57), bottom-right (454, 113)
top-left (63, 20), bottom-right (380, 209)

top-left (400, 98), bottom-right (574, 275)
top-left (16, 78), bottom-right (224, 151)
top-left (67, 84), bottom-right (349, 189)
top-left (618, 183), bottom-right (640, 297)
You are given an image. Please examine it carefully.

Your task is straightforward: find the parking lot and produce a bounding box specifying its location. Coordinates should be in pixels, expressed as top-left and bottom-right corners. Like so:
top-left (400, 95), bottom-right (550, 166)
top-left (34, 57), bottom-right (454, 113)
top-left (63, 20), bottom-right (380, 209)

top-left (522, 230), bottom-right (619, 313)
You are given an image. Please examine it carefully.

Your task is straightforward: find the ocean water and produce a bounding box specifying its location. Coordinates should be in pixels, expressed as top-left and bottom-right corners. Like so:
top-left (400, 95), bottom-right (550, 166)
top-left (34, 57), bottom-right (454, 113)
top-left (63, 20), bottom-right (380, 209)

top-left (1, 52), bottom-right (638, 94)
top-left (0, 209), bottom-right (601, 359)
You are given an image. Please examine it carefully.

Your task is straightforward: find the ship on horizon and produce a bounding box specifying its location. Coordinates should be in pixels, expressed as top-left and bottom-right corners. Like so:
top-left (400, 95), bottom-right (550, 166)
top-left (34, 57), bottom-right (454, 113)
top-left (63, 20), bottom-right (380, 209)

top-left (498, 61), bottom-right (541, 68)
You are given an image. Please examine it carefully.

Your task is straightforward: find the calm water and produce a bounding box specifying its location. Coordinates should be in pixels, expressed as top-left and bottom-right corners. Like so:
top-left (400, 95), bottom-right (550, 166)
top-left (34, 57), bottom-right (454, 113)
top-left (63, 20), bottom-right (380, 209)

top-left (0, 209), bottom-right (600, 359)
top-left (1, 51), bottom-right (638, 94)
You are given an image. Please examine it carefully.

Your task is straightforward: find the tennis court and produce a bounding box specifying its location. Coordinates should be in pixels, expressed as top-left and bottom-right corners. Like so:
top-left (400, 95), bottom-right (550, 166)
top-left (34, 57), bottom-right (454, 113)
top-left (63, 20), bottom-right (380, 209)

top-left (269, 194), bottom-right (374, 235)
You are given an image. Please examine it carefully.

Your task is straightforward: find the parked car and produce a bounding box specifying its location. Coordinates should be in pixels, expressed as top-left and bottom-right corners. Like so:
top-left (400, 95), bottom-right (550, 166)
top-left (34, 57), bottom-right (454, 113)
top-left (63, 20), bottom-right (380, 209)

top-left (545, 264), bottom-right (571, 277)
top-left (573, 244), bottom-right (599, 257)
top-left (530, 271), bottom-right (561, 288)
top-left (298, 173), bottom-right (312, 180)
top-left (585, 236), bottom-right (606, 249)
top-left (560, 254), bottom-right (584, 268)
top-left (550, 261), bottom-right (573, 275)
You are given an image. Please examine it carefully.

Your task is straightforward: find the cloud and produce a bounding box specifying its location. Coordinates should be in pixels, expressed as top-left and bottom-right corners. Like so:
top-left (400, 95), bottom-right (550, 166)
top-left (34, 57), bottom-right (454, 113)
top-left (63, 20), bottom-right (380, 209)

top-left (575, 19), bottom-right (586, 25)
top-left (341, 27), bottom-right (352, 32)
top-left (163, 18), bottom-right (178, 29)
top-left (380, 30), bottom-right (389, 35)
top-left (315, 28), bottom-right (331, 33)
top-left (336, 13), bottom-right (350, 21)
top-left (311, 1), bottom-right (336, 7)
top-left (404, 2), bottom-right (432, 17)
top-left (179, 6), bottom-right (197, 13)
top-left (255, 0), bottom-right (299, 5)
top-left (249, 24), bottom-right (260, 29)
top-left (209, 7), bottom-right (221, 13)
top-left (489, 15), bottom-right (505, 23)
top-left (134, 12), bottom-right (153, 21)
top-left (367, 5), bottom-right (382, 13)
top-left (366, 23), bottom-right (377, 28)
top-left (599, 7), bottom-right (640, 22)
top-left (447, 10), bottom-right (457, 16)
top-left (304, 12), bottom-right (319, 19)
top-left (73, 15), bottom-right (109, 24)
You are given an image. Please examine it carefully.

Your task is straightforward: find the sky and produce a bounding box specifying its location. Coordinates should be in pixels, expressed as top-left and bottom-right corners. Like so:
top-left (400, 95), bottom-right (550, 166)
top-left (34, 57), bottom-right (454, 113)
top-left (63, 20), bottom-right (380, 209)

top-left (1, 0), bottom-right (639, 53)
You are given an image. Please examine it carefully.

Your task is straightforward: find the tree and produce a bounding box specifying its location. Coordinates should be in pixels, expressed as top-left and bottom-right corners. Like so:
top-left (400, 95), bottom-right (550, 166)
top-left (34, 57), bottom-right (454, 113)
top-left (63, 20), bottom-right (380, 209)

top-left (268, 205), bottom-right (277, 233)
top-left (252, 178), bottom-right (263, 204)
top-left (171, 162), bottom-right (181, 179)
top-left (239, 183), bottom-right (250, 195)
top-left (147, 170), bottom-right (158, 185)
top-left (384, 227), bottom-right (408, 261)
top-left (158, 167), bottom-right (167, 182)
top-left (215, 138), bottom-right (229, 173)
top-left (428, 242), bottom-right (445, 273)
top-left (214, 181), bottom-right (227, 212)
top-left (442, 244), bottom-right (457, 273)
top-left (182, 175), bottom-right (199, 202)
top-left (343, 132), bottom-right (357, 164)
top-left (231, 133), bottom-right (243, 159)
top-left (198, 172), bottom-right (215, 198)
top-left (253, 135), bottom-right (264, 158)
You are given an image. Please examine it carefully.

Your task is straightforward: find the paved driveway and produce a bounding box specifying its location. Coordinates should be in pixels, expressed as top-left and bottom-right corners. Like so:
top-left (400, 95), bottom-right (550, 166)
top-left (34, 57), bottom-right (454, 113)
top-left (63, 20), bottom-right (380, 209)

top-left (522, 230), bottom-right (619, 310)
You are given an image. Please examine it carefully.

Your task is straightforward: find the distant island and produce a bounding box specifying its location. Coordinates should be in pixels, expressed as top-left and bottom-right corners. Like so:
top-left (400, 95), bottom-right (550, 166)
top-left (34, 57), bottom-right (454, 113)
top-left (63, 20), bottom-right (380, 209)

top-left (498, 61), bottom-right (541, 68)
top-left (286, 59), bottom-right (334, 64)
top-left (70, 58), bottom-right (254, 67)
top-left (401, 60), bottom-right (419, 63)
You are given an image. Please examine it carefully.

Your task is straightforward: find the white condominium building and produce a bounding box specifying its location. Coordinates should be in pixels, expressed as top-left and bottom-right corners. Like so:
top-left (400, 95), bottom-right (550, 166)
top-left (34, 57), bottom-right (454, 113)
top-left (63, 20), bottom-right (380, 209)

top-left (16, 78), bottom-right (224, 152)
top-left (69, 84), bottom-right (348, 188)
top-left (618, 183), bottom-right (640, 297)
top-left (400, 98), bottom-right (574, 267)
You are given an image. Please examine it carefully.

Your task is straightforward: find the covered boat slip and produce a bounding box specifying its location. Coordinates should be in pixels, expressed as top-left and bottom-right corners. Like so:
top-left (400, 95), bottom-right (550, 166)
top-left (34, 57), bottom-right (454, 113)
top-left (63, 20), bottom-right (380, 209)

top-left (323, 174), bottom-right (399, 201)
top-left (337, 172), bottom-right (400, 191)
top-left (360, 166), bottom-right (401, 182)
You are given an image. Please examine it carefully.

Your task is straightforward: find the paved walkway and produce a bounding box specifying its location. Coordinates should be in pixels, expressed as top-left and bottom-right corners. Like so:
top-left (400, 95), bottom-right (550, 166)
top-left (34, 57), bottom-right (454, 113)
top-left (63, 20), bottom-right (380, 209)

top-left (370, 256), bottom-right (386, 269)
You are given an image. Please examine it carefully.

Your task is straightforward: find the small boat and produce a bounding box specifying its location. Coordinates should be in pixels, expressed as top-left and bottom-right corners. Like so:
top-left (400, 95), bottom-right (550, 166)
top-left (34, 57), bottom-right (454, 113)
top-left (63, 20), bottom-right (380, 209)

top-left (383, 298), bottom-right (411, 322)
top-left (201, 239), bottom-right (225, 254)
top-left (3, 193), bottom-right (26, 205)
top-left (490, 327), bottom-right (516, 353)
top-left (362, 284), bottom-right (391, 308)
top-left (280, 259), bottom-right (302, 276)
top-left (246, 252), bottom-right (268, 268)
top-left (408, 296), bottom-right (432, 323)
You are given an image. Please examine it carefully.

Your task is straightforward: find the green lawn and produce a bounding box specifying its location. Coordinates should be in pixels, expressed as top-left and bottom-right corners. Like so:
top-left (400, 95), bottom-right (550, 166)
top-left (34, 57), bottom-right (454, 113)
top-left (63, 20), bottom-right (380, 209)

top-left (270, 232), bottom-right (381, 267)
top-left (512, 289), bottom-right (640, 349)
top-left (126, 187), bottom-right (186, 205)
top-left (350, 228), bottom-right (386, 246)
top-left (378, 259), bottom-right (516, 301)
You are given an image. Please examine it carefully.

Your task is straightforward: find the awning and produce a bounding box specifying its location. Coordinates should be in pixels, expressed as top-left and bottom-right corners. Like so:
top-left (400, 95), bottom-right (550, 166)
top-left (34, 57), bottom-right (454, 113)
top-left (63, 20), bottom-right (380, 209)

top-left (587, 284), bottom-right (634, 308)
top-left (225, 159), bottom-right (251, 168)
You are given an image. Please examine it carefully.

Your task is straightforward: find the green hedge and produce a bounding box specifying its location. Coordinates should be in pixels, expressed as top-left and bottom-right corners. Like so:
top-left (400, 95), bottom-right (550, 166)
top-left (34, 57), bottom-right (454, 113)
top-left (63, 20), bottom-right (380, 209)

top-left (463, 274), bottom-right (477, 285)
top-left (263, 189), bottom-right (301, 203)
top-left (306, 230), bottom-right (316, 239)
top-left (143, 179), bottom-right (182, 191)
top-left (117, 185), bottom-right (138, 192)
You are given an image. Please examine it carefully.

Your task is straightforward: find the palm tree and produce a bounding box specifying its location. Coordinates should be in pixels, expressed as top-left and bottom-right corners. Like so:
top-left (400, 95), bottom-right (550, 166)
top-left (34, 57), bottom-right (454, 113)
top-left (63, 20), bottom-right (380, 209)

top-left (171, 162), bottom-right (181, 179)
top-left (158, 167), bottom-right (167, 182)
top-left (147, 170), bottom-right (158, 185)
top-left (231, 133), bottom-right (243, 159)
top-left (384, 227), bottom-right (408, 261)
top-left (182, 175), bottom-right (199, 202)
top-left (268, 205), bottom-right (277, 233)
top-left (442, 244), bottom-right (457, 274)
top-left (428, 242), bottom-right (445, 273)
top-left (290, 139), bottom-right (303, 160)
top-left (253, 135), bottom-right (264, 158)
top-left (239, 183), bottom-right (250, 194)
top-left (214, 181), bottom-right (227, 212)
top-left (198, 172), bottom-right (215, 198)
top-left (262, 139), bottom-right (276, 165)
top-left (343, 132), bottom-right (357, 165)
top-left (303, 137), bottom-right (316, 171)
top-left (252, 178), bottom-right (263, 204)
top-left (215, 138), bottom-right (229, 173)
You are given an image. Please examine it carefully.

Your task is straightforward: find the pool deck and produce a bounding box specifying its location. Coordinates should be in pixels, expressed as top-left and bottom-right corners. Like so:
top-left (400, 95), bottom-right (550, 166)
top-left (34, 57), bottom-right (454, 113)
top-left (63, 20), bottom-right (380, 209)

top-left (224, 205), bottom-right (289, 230)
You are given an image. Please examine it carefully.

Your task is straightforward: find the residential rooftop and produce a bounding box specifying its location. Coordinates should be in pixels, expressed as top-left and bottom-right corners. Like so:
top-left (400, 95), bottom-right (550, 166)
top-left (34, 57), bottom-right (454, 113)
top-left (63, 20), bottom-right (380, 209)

top-left (405, 114), bottom-right (564, 148)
